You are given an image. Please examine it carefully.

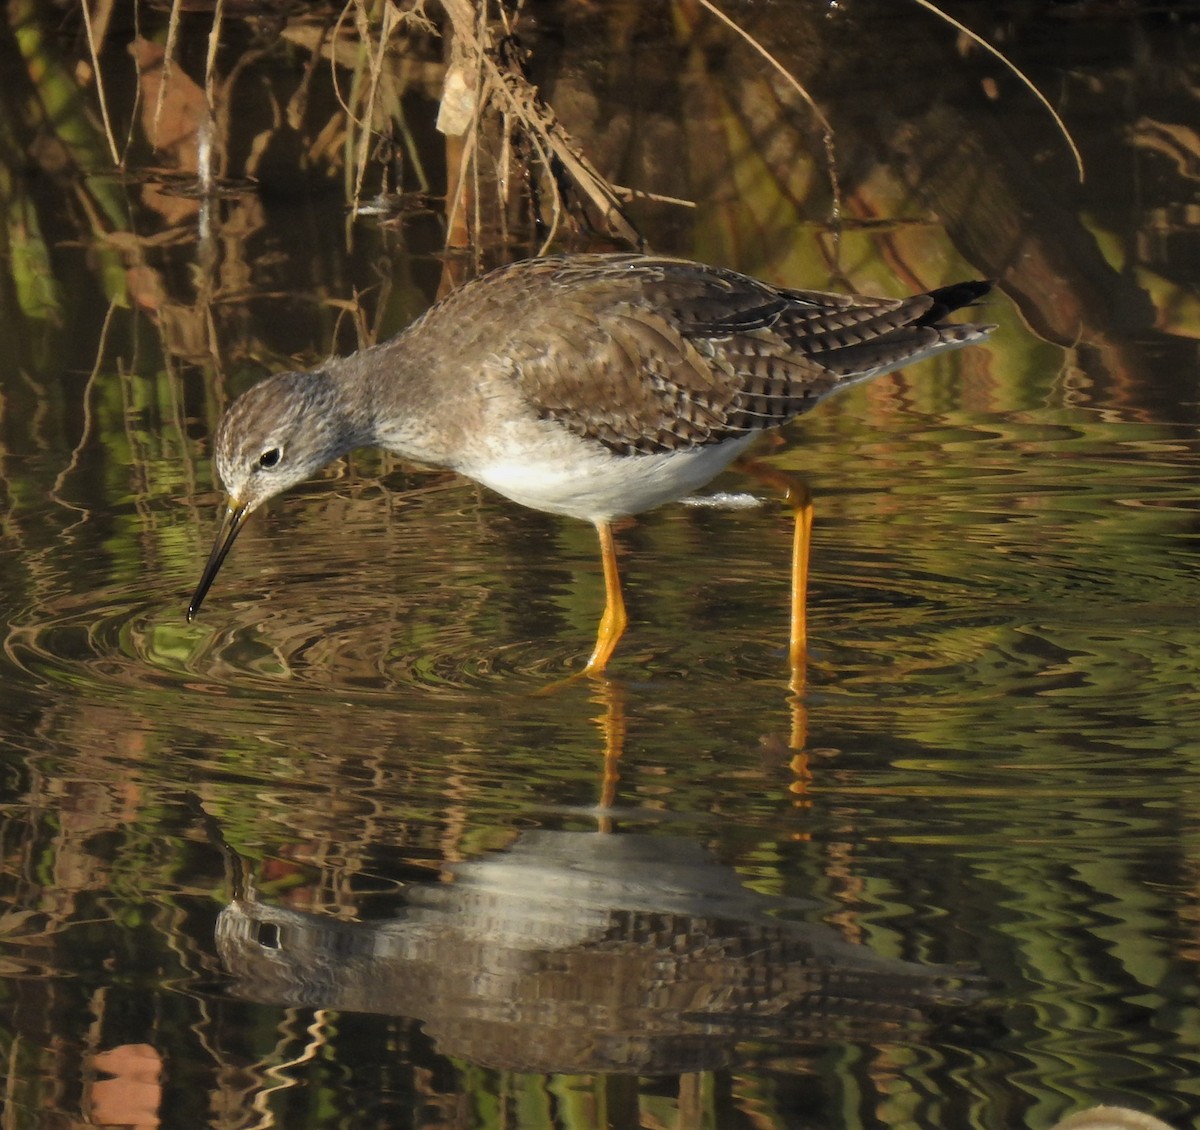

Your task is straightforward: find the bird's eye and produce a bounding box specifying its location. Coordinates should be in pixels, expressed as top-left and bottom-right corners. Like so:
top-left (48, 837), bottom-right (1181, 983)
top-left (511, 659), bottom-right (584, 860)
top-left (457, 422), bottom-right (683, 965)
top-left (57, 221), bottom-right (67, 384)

top-left (258, 447), bottom-right (282, 469)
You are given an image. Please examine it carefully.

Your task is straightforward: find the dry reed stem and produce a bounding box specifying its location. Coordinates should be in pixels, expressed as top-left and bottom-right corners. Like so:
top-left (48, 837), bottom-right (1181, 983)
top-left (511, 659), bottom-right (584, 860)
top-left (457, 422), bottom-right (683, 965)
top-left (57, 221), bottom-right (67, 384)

top-left (352, 0), bottom-right (393, 214)
top-left (911, 0), bottom-right (1085, 182)
top-left (201, 0), bottom-right (225, 193)
top-left (483, 46), bottom-right (640, 245)
top-left (329, 3), bottom-right (360, 128)
top-left (50, 297), bottom-right (119, 522)
top-left (438, 0), bottom-right (485, 257)
top-left (80, 0), bottom-right (121, 166)
top-left (438, 0), bottom-right (640, 249)
top-left (471, 1), bottom-right (487, 266)
top-left (695, 0), bottom-right (842, 221)
top-left (154, 0), bottom-right (184, 149)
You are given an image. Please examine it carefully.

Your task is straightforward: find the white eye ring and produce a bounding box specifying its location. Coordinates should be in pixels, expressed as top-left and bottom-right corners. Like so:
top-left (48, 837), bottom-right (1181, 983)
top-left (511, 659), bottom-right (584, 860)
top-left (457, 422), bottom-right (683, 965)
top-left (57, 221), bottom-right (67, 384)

top-left (258, 447), bottom-right (282, 469)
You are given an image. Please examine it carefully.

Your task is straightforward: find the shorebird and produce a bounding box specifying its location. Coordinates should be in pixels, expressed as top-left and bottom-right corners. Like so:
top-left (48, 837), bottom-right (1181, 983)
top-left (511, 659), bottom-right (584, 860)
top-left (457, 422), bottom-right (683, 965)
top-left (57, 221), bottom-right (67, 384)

top-left (187, 253), bottom-right (993, 674)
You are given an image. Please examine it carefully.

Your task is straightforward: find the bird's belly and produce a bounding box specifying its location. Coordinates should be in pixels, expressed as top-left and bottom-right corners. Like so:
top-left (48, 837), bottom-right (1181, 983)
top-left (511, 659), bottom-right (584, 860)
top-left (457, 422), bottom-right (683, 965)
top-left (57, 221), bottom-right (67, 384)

top-left (470, 435), bottom-right (757, 523)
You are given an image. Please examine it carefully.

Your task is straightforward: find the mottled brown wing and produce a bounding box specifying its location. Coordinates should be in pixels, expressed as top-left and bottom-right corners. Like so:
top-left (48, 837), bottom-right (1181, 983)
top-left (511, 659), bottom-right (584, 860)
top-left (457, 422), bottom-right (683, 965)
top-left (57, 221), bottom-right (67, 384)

top-left (499, 256), bottom-right (841, 456)
top-left (478, 255), bottom-right (988, 457)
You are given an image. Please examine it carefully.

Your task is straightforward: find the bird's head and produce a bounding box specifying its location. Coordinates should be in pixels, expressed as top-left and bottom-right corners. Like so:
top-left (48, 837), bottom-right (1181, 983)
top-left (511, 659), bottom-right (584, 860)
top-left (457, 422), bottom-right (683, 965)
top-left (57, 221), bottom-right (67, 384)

top-left (187, 369), bottom-right (355, 621)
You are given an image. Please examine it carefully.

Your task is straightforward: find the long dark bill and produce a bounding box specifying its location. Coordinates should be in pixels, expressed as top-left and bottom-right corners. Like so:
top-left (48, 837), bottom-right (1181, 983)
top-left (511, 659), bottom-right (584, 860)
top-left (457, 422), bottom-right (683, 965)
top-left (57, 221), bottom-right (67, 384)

top-left (187, 503), bottom-right (249, 622)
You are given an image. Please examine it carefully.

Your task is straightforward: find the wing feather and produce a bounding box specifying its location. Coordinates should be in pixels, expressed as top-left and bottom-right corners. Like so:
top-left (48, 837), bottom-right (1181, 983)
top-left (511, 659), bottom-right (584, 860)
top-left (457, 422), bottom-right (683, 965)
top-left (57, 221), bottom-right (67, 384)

top-left (461, 255), bottom-right (990, 456)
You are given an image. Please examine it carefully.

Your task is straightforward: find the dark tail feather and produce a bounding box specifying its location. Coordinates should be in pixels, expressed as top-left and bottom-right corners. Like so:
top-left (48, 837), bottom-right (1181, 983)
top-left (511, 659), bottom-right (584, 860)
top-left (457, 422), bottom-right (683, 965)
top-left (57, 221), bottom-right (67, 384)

top-left (918, 280), bottom-right (994, 324)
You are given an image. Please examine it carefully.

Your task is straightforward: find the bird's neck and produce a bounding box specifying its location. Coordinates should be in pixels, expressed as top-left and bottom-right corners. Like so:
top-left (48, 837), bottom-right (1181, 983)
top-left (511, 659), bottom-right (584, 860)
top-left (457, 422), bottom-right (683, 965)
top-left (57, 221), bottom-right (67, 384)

top-left (330, 324), bottom-right (475, 470)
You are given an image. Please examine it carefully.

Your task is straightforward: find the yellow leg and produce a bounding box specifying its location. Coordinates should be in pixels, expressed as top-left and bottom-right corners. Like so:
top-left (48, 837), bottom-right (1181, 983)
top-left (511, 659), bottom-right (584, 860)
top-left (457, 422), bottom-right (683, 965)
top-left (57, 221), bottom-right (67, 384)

top-left (787, 480), bottom-right (813, 679)
top-left (734, 458), bottom-right (813, 691)
top-left (583, 520), bottom-right (628, 675)
top-left (591, 678), bottom-right (627, 821)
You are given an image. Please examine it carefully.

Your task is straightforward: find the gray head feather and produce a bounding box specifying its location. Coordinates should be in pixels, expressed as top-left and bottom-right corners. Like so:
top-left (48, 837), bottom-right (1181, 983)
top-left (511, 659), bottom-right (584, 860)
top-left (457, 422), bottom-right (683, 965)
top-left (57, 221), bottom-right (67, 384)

top-left (213, 369), bottom-right (366, 513)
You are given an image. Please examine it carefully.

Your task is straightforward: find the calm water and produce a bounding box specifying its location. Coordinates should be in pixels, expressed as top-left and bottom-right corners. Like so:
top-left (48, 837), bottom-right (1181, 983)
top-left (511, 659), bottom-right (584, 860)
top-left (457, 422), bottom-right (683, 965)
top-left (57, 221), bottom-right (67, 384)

top-left (2, 2), bottom-right (1200, 1128)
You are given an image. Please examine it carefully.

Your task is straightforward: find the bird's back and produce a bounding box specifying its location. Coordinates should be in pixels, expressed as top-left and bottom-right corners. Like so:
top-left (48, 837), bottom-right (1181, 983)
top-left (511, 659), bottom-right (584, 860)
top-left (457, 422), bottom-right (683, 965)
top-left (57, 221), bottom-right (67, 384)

top-left (406, 254), bottom-right (993, 459)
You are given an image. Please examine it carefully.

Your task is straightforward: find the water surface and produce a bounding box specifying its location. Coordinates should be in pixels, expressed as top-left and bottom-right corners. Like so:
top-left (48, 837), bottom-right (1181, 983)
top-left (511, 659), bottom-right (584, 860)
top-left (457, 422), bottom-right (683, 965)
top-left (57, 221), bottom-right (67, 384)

top-left (2, 3), bottom-right (1199, 1128)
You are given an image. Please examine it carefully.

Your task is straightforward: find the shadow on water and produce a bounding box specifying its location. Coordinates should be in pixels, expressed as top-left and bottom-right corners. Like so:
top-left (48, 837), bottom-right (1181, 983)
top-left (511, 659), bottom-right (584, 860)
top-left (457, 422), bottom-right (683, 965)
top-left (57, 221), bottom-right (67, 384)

top-left (2, 1), bottom-right (1200, 1128)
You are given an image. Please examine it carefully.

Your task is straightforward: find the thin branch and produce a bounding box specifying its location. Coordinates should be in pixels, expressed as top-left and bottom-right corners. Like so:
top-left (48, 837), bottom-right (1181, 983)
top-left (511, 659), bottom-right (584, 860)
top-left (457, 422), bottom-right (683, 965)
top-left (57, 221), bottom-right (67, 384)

top-left (201, 0), bottom-right (224, 194)
top-left (51, 296), bottom-right (120, 525)
top-left (80, 0), bottom-right (121, 165)
top-left (910, 0), bottom-right (1085, 183)
top-left (154, 0), bottom-right (184, 146)
top-left (694, 0), bottom-right (842, 219)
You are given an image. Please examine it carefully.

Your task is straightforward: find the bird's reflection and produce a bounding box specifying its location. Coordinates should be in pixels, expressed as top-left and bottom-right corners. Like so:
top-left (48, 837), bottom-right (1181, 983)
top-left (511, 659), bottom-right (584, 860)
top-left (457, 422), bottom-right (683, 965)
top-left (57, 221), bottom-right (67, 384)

top-left (216, 828), bottom-right (981, 1075)
top-left (586, 675), bottom-right (810, 818)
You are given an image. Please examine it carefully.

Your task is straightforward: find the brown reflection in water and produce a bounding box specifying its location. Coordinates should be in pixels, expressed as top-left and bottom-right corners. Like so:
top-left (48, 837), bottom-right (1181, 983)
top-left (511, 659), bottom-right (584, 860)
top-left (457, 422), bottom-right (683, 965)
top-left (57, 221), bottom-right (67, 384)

top-left (88, 1043), bottom-right (163, 1130)
top-left (215, 828), bottom-right (982, 1077)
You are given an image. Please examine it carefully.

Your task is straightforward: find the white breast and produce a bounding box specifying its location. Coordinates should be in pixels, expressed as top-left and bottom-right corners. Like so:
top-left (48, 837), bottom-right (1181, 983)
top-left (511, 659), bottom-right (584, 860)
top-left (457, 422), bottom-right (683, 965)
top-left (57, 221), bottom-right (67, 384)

top-left (469, 434), bottom-right (757, 523)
